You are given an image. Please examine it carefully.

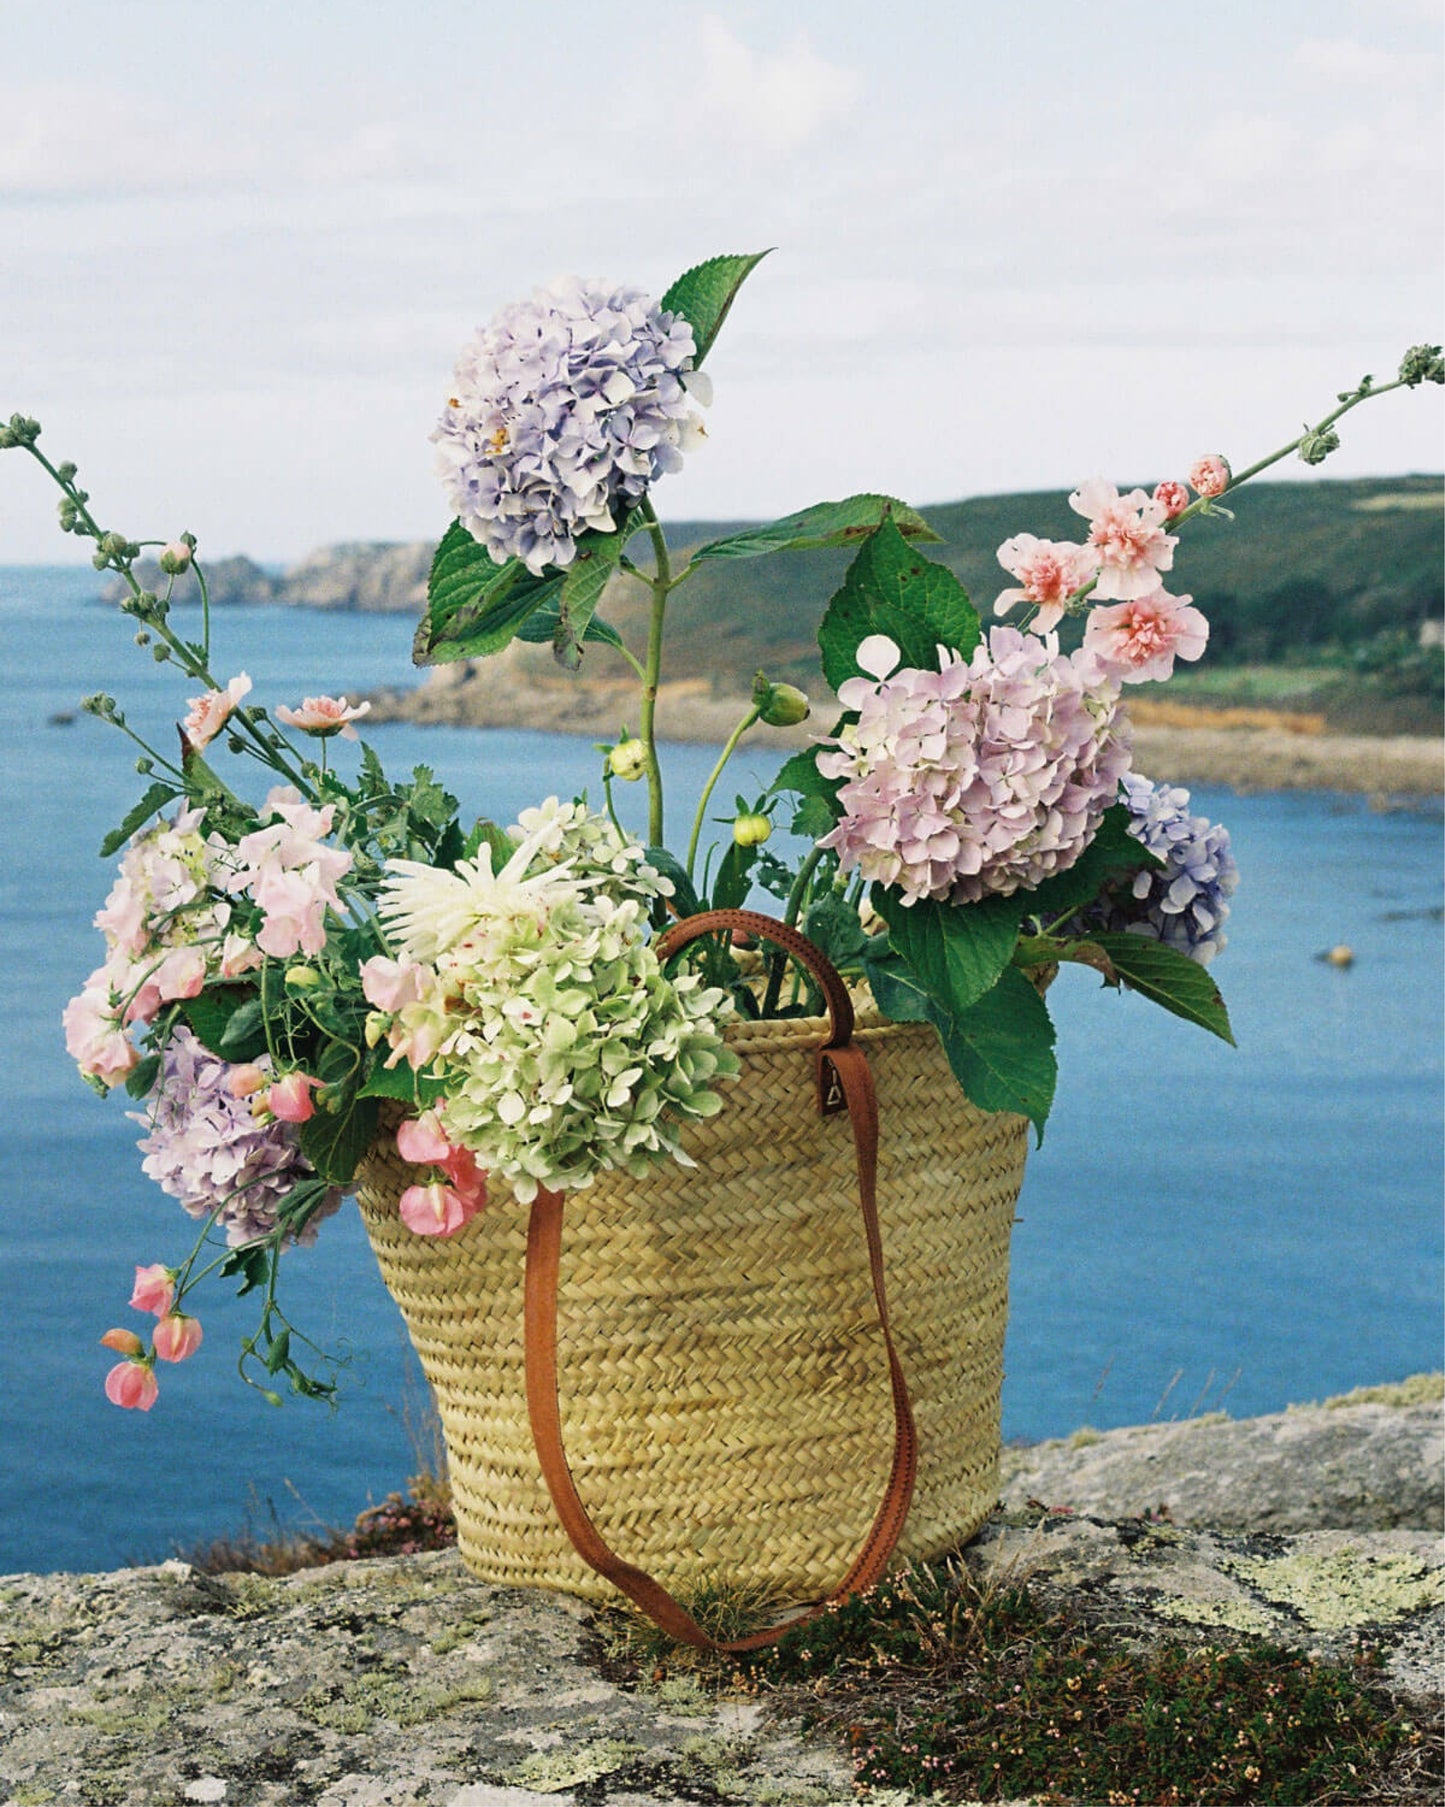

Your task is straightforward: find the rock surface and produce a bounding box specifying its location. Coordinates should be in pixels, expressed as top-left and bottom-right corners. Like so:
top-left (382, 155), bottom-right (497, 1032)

top-left (999, 1377), bottom-right (1445, 1534)
top-left (3, 1385), bottom-right (1440, 1806)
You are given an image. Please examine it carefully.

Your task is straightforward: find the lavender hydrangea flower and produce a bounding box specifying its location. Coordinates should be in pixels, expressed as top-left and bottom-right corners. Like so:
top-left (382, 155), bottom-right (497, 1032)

top-left (1102, 772), bottom-right (1239, 964)
top-left (133, 1027), bottom-right (339, 1245)
top-left (816, 629), bottom-right (1132, 905)
top-left (433, 277), bottom-right (707, 574)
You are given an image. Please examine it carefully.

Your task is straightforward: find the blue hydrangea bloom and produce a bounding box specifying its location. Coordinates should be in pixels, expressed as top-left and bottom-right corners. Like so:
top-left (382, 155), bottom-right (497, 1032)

top-left (432, 277), bottom-right (707, 574)
top-left (1104, 771), bottom-right (1239, 965)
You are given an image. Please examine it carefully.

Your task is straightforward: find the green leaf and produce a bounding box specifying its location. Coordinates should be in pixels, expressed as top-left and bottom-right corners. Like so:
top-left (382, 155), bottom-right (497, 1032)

top-left (416, 522), bottom-right (564, 666)
top-left (803, 893), bottom-right (866, 967)
top-left (931, 966), bottom-right (1058, 1138)
top-left (660, 250), bottom-right (770, 365)
top-left (515, 603), bottom-right (628, 655)
top-left (862, 956), bottom-right (935, 1023)
top-left (643, 846), bottom-right (702, 920)
top-left (873, 887), bottom-right (1026, 1018)
top-left (218, 997), bottom-right (267, 1059)
top-left (818, 519), bottom-right (981, 692)
top-left (1089, 934), bottom-right (1237, 1043)
top-left (100, 782), bottom-right (181, 858)
top-left (462, 818), bottom-right (516, 868)
top-left (180, 987), bottom-right (259, 1058)
top-left (124, 1053), bottom-right (161, 1099)
top-left (1024, 805), bottom-right (1163, 924)
top-left (689, 495), bottom-right (941, 565)
top-left (264, 1329), bottom-right (291, 1375)
top-left (358, 1060), bottom-right (447, 1106)
top-left (550, 509), bottom-right (639, 668)
top-left (710, 839), bottom-right (756, 912)
top-left (771, 747), bottom-right (838, 804)
top-left (299, 1095), bottom-right (380, 1185)
top-left (790, 794), bottom-right (838, 840)
top-left (220, 1246), bottom-right (270, 1296)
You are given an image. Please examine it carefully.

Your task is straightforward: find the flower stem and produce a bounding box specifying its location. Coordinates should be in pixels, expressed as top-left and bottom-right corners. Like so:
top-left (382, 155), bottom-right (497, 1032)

top-left (761, 845), bottom-right (827, 1016)
top-left (686, 704), bottom-right (761, 881)
top-left (638, 496), bottom-right (672, 846)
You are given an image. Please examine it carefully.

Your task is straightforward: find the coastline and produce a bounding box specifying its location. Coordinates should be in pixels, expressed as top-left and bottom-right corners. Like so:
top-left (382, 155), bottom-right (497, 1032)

top-left (362, 669), bottom-right (1445, 799)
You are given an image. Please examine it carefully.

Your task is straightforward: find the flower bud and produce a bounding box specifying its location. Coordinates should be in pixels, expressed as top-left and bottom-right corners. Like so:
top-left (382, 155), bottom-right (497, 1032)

top-left (158, 541), bottom-right (193, 575)
top-left (153, 1313), bottom-right (203, 1363)
top-left (1152, 480), bottom-right (1190, 520)
top-left (267, 1071), bottom-right (319, 1123)
top-left (732, 811), bottom-right (772, 847)
top-left (753, 673), bottom-right (811, 727)
top-left (284, 964), bottom-right (322, 989)
top-left (129, 1263), bottom-right (175, 1316)
top-left (100, 1327), bottom-right (145, 1358)
top-left (1187, 455), bottom-right (1231, 499)
top-left (606, 738), bottom-right (648, 782)
top-left (227, 1062), bottom-right (268, 1098)
top-left (1399, 344), bottom-right (1444, 387)
top-left (1298, 426), bottom-right (1340, 467)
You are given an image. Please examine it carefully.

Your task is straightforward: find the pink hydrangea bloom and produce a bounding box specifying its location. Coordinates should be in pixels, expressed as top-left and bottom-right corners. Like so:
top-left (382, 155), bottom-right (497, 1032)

top-left (816, 629), bottom-right (1131, 906)
top-left (993, 534), bottom-right (1100, 633)
top-left (275, 695), bottom-right (372, 738)
top-left (1069, 478), bottom-right (1177, 601)
top-left (104, 1360), bottom-right (158, 1411)
top-left (1153, 480), bottom-right (1190, 519)
top-left (182, 673), bottom-right (252, 751)
top-left (1082, 589), bottom-right (1210, 683)
top-left (1188, 454), bottom-right (1231, 498)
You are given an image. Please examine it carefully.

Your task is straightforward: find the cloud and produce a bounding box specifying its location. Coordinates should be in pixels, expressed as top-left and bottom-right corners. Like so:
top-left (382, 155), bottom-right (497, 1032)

top-left (691, 15), bottom-right (861, 157)
top-left (1196, 113), bottom-right (1301, 182)
top-left (1293, 36), bottom-right (1425, 84)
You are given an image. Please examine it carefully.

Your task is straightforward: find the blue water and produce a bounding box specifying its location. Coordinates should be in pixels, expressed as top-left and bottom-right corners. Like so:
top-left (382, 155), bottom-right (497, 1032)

top-left (1, 567), bottom-right (1441, 1575)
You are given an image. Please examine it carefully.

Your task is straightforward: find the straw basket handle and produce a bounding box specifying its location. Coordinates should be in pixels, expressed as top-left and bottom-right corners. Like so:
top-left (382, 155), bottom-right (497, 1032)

top-left (523, 907), bottom-right (918, 1652)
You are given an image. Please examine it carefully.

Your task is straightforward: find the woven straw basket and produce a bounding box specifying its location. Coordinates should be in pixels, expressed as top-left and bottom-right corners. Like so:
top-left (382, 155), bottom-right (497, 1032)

top-left (355, 995), bottom-right (1027, 1605)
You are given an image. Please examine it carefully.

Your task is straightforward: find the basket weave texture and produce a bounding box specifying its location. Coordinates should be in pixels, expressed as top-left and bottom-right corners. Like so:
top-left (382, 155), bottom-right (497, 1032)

top-left (355, 998), bottom-right (1027, 1604)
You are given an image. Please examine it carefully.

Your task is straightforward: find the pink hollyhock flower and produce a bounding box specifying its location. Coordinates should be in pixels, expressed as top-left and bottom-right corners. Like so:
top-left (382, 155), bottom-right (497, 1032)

top-left (105, 1359), bottom-right (159, 1410)
top-left (1153, 480), bottom-right (1191, 519)
top-left (398, 1180), bottom-right (482, 1237)
top-left (1188, 453), bottom-right (1231, 498)
top-left (267, 1071), bottom-right (319, 1122)
top-left (182, 673), bottom-right (252, 752)
top-left (130, 1263), bottom-right (176, 1315)
top-left (100, 1327), bottom-right (145, 1357)
top-left (360, 954), bottom-right (429, 1014)
top-left (152, 1313), bottom-right (203, 1363)
top-left (227, 1062), bottom-right (268, 1098)
top-left (62, 981), bottom-right (139, 1087)
top-left (1083, 589), bottom-right (1210, 683)
top-left (993, 533), bottom-right (1100, 633)
top-left (1069, 479), bottom-right (1177, 601)
top-left (275, 695), bottom-right (372, 739)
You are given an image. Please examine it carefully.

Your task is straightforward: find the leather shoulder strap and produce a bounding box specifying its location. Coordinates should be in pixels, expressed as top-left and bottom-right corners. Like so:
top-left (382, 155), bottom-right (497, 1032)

top-left (522, 908), bottom-right (917, 1652)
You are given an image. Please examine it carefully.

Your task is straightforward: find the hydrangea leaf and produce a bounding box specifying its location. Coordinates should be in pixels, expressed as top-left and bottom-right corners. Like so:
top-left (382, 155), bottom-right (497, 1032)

top-left (515, 603), bottom-right (628, 656)
top-left (930, 965), bottom-right (1058, 1138)
top-left (689, 496), bottom-right (941, 564)
top-left (358, 1060), bottom-right (446, 1106)
top-left (661, 250), bottom-right (771, 366)
top-left (178, 987), bottom-right (260, 1059)
top-left (99, 781), bottom-right (182, 858)
top-left (873, 886), bottom-right (1026, 1018)
top-left (818, 519), bottom-right (981, 691)
top-left (549, 507), bottom-right (641, 668)
top-left (1023, 804), bottom-right (1164, 924)
top-left (862, 955), bottom-right (934, 1023)
top-left (416, 521), bottom-right (564, 666)
top-left (770, 746), bottom-right (841, 811)
top-left (1089, 933), bottom-right (1236, 1043)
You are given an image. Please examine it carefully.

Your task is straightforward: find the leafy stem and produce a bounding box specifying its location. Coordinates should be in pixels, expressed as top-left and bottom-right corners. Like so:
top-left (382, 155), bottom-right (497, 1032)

top-left (686, 703), bottom-right (761, 881)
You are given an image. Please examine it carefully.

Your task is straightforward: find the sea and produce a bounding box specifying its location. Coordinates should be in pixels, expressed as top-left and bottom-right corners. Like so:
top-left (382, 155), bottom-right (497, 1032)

top-left (1, 566), bottom-right (1441, 1576)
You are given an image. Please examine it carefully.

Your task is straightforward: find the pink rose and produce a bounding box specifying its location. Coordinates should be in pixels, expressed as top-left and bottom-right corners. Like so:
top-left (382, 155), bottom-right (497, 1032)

top-left (1153, 480), bottom-right (1191, 520)
top-left (993, 534), bottom-right (1100, 633)
top-left (267, 1071), bottom-right (320, 1122)
top-left (152, 1313), bottom-right (204, 1363)
top-left (274, 695), bottom-right (372, 739)
top-left (1069, 478), bottom-right (1178, 601)
top-left (104, 1359), bottom-right (159, 1411)
top-left (182, 673), bottom-right (252, 752)
top-left (1188, 454), bottom-right (1231, 499)
top-left (1082, 589), bottom-right (1210, 683)
top-left (130, 1263), bottom-right (176, 1315)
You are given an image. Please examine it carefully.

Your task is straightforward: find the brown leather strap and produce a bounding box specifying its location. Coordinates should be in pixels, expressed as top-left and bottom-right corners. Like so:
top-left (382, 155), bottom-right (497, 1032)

top-left (522, 908), bottom-right (917, 1652)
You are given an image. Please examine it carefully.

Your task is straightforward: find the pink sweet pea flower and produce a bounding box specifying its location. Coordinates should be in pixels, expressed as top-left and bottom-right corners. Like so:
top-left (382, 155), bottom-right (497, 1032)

top-left (227, 1062), bottom-right (268, 1099)
top-left (130, 1263), bottom-right (176, 1316)
top-left (395, 1109), bottom-right (453, 1166)
top-left (100, 1327), bottom-right (145, 1357)
top-left (124, 945), bottom-right (207, 1026)
top-left (398, 1181), bottom-right (482, 1237)
top-left (182, 673), bottom-right (252, 752)
top-left (993, 534), bottom-right (1100, 633)
top-left (152, 1313), bottom-right (204, 1363)
top-left (360, 954), bottom-right (428, 1014)
top-left (267, 1071), bottom-right (320, 1122)
top-left (1069, 479), bottom-right (1177, 601)
top-left (1188, 454), bottom-right (1231, 498)
top-left (62, 982), bottom-right (139, 1087)
top-left (1153, 480), bottom-right (1191, 520)
top-left (274, 695), bottom-right (372, 739)
top-left (1083, 589), bottom-right (1210, 683)
top-left (105, 1359), bottom-right (159, 1410)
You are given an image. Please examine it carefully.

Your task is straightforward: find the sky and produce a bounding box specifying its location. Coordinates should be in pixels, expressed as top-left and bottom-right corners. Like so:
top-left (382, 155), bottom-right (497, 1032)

top-left (1, 0), bottom-right (1441, 563)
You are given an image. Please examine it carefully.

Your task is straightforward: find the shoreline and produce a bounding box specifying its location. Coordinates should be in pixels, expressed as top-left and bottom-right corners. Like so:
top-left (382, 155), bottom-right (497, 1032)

top-left (363, 675), bottom-right (1445, 800)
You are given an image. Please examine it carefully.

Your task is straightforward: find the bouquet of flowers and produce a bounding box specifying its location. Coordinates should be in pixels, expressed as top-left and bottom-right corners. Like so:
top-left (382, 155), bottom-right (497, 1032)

top-left (7, 252), bottom-right (1439, 1413)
